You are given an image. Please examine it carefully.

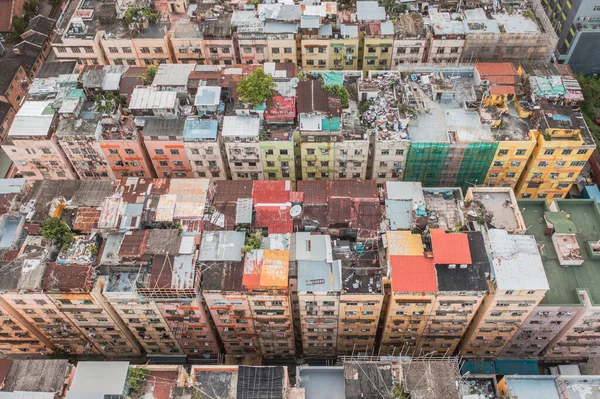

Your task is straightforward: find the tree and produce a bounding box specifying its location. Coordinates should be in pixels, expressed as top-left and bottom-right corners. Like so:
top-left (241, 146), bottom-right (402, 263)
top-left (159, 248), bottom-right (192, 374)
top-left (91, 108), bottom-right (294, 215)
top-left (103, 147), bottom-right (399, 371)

top-left (142, 65), bottom-right (157, 85)
top-left (12, 16), bottom-right (28, 35)
top-left (237, 69), bottom-right (275, 107)
top-left (126, 368), bottom-right (151, 397)
top-left (94, 92), bottom-right (121, 115)
top-left (40, 217), bottom-right (75, 252)
top-left (242, 232), bottom-right (263, 253)
top-left (48, 0), bottom-right (63, 6)
top-left (577, 74), bottom-right (600, 149)
top-left (322, 84), bottom-right (349, 108)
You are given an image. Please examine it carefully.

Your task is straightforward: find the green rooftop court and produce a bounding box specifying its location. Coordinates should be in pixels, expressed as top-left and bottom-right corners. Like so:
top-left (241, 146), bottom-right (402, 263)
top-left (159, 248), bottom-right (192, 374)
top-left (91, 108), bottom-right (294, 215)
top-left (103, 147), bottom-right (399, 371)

top-left (518, 199), bottom-right (600, 306)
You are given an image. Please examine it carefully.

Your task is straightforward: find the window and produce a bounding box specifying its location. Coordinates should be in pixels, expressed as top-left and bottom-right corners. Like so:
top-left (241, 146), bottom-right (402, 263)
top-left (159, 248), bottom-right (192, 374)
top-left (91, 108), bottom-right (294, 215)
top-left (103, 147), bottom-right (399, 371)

top-left (267, 161), bottom-right (275, 167)
top-left (281, 162), bottom-right (288, 167)
top-left (108, 47), bottom-right (118, 53)
top-left (140, 47), bottom-right (150, 53)
top-left (174, 161), bottom-right (184, 167)
top-left (381, 149), bottom-right (389, 155)
top-left (562, 149), bottom-right (572, 155)
top-left (318, 47), bottom-right (326, 54)
top-left (170, 149), bottom-right (179, 155)
top-left (153, 47), bottom-right (164, 53)
top-left (493, 161), bottom-right (504, 167)
top-left (308, 173), bottom-right (316, 178)
top-left (72, 47), bottom-right (81, 53)
top-left (378, 173), bottom-right (386, 178)
top-left (498, 149), bottom-right (508, 156)
top-left (205, 149), bottom-right (214, 155)
top-left (367, 47), bottom-right (376, 53)
top-left (221, 47), bottom-right (230, 54)
top-left (450, 47), bottom-right (459, 53)
top-left (306, 60), bottom-right (314, 66)
top-left (122, 47), bottom-right (132, 53)
top-left (57, 47), bottom-right (67, 53)
top-left (578, 149), bottom-right (588, 155)
top-left (544, 149), bottom-right (555, 155)
top-left (539, 161), bottom-right (548, 167)
top-left (318, 59), bottom-right (326, 66)
top-left (550, 172), bottom-right (559, 179)
top-left (307, 161), bottom-right (315, 167)
top-left (556, 161), bottom-right (566, 167)
top-left (307, 149), bottom-right (315, 155)
top-left (516, 149), bottom-right (527, 155)
top-left (538, 194), bottom-right (547, 198)
top-left (510, 161), bottom-right (520, 167)
top-left (489, 172), bottom-right (499, 178)
top-left (155, 149), bottom-right (164, 155)
top-left (380, 161), bottom-right (387, 167)
top-left (553, 193), bottom-right (563, 198)
top-left (396, 149), bottom-right (404, 155)
top-left (273, 48), bottom-right (280, 54)
top-left (109, 149), bottom-right (118, 154)
top-left (195, 161), bottom-right (203, 166)
top-left (571, 161), bottom-right (586, 167)
top-left (280, 149), bottom-right (288, 155)
top-left (532, 172), bottom-right (542, 178)
top-left (506, 172), bottom-right (516, 178)
top-left (159, 161), bottom-right (168, 167)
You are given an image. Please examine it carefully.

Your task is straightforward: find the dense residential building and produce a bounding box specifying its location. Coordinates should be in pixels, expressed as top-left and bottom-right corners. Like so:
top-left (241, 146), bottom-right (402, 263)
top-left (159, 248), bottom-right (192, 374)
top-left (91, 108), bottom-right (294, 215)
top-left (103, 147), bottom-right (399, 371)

top-left (222, 115), bottom-right (263, 180)
top-left (543, 0), bottom-right (600, 75)
top-left (142, 118), bottom-right (193, 178)
top-left (294, 232), bottom-right (342, 358)
top-left (459, 229), bottom-right (550, 358)
top-left (55, 118), bottom-right (116, 180)
top-left (502, 199), bottom-right (600, 360)
top-left (2, 101), bottom-right (77, 180)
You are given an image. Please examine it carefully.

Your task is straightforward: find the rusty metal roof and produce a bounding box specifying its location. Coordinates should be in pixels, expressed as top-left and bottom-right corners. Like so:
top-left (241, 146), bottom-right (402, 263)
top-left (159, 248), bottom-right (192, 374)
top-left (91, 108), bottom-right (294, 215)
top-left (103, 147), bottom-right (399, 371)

top-left (73, 207), bottom-right (101, 233)
top-left (41, 263), bottom-right (94, 292)
top-left (211, 180), bottom-right (254, 203)
top-left (118, 230), bottom-right (149, 258)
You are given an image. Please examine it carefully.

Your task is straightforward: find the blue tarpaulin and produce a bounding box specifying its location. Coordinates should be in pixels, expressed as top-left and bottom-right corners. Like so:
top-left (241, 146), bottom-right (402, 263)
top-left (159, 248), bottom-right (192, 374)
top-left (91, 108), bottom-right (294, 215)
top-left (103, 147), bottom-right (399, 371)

top-left (494, 360), bottom-right (539, 376)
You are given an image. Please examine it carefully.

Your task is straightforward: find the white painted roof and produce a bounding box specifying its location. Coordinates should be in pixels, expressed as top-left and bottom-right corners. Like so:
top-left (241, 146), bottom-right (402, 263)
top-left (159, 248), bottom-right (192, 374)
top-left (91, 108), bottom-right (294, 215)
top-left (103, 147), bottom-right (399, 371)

top-left (8, 101), bottom-right (55, 137)
top-left (488, 229), bottom-right (550, 291)
top-left (221, 115), bottom-right (260, 137)
top-left (129, 86), bottom-right (178, 110)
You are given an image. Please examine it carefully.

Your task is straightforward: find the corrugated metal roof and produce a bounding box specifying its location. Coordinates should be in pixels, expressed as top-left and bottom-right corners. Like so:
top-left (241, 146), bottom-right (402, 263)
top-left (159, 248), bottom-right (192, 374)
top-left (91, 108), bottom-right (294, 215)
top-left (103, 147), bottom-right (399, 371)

top-left (9, 101), bottom-right (55, 137)
top-left (0, 179), bottom-right (25, 194)
top-left (356, 1), bottom-right (386, 21)
top-left (385, 199), bottom-right (412, 230)
top-left (65, 362), bottom-right (129, 399)
top-left (390, 255), bottom-right (438, 293)
top-left (385, 231), bottom-right (423, 256)
top-left (255, 206), bottom-right (293, 234)
top-left (297, 260), bottom-right (341, 292)
top-left (243, 249), bottom-right (289, 289)
top-left (236, 198), bottom-right (253, 224)
top-left (199, 231), bottom-right (245, 261)
top-left (488, 229), bottom-right (549, 291)
top-left (152, 64), bottom-right (196, 87)
top-left (252, 180), bottom-right (292, 205)
top-left (295, 232), bottom-right (332, 262)
top-left (430, 229), bottom-right (472, 265)
top-left (221, 115), bottom-right (260, 137)
top-left (129, 87), bottom-right (178, 110)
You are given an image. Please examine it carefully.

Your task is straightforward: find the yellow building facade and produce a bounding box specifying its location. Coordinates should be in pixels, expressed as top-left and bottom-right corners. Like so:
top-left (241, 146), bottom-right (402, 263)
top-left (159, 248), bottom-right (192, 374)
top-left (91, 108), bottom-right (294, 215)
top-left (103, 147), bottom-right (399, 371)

top-left (516, 128), bottom-right (594, 200)
top-left (260, 138), bottom-right (296, 180)
top-left (363, 36), bottom-right (394, 72)
top-left (329, 37), bottom-right (360, 70)
top-left (485, 133), bottom-right (536, 188)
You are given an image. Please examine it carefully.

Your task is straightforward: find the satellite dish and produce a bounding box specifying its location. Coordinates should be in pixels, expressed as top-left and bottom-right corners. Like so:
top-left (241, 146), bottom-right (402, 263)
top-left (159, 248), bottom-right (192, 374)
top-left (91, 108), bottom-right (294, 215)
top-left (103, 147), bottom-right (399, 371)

top-left (290, 204), bottom-right (302, 219)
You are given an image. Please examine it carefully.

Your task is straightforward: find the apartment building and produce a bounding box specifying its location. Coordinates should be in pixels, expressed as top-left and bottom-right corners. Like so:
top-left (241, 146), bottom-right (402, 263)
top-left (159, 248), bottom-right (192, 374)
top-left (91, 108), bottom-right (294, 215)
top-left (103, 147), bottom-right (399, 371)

top-left (380, 230), bottom-right (488, 356)
top-left (41, 250), bottom-right (142, 357)
top-left (222, 115), bottom-right (263, 180)
top-left (55, 118), bottom-right (116, 180)
top-left (182, 118), bottom-right (227, 179)
top-left (0, 237), bottom-right (56, 355)
top-left (459, 229), bottom-right (549, 358)
top-left (142, 118), bottom-right (193, 178)
top-left (295, 232), bottom-right (342, 358)
top-left (335, 132), bottom-right (370, 179)
top-left (243, 248), bottom-right (295, 357)
top-left (103, 270), bottom-right (184, 357)
top-left (259, 4), bottom-right (302, 64)
top-left (298, 3), bottom-right (339, 70)
top-left (201, 16), bottom-right (237, 66)
top-left (335, 244), bottom-right (385, 356)
top-left (262, 95), bottom-right (296, 180)
top-left (427, 10), bottom-right (464, 65)
top-left (363, 21), bottom-right (395, 72)
top-left (2, 101), bottom-right (77, 180)
top-left (515, 105), bottom-right (595, 200)
top-left (329, 25), bottom-right (360, 70)
top-left (297, 80), bottom-right (342, 180)
top-left (391, 14), bottom-right (428, 67)
top-left (0, 62), bottom-right (30, 114)
top-left (200, 231), bottom-right (261, 356)
top-left (96, 117), bottom-right (155, 178)
top-left (544, 0), bottom-right (600, 75)
top-left (0, 236), bottom-right (99, 355)
top-left (232, 11), bottom-right (269, 65)
top-left (501, 199), bottom-right (600, 360)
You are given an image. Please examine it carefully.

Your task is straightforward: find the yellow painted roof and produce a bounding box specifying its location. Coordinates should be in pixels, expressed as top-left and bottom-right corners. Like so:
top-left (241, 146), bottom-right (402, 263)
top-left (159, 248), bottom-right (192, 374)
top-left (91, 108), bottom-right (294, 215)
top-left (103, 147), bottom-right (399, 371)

top-left (386, 231), bottom-right (424, 256)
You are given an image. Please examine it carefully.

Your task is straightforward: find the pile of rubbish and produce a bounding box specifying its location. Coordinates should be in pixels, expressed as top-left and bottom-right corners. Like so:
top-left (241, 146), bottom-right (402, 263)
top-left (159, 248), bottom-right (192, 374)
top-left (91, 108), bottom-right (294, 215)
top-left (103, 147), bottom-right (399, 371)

top-left (360, 75), bottom-right (410, 140)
